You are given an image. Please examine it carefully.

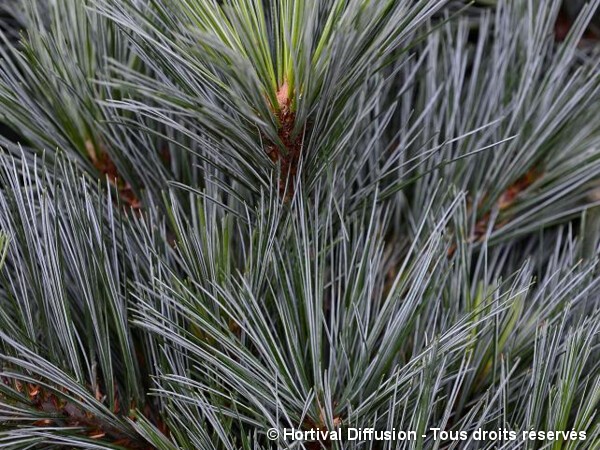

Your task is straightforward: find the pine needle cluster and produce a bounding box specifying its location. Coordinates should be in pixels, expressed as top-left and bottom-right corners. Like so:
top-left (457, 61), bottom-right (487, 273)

top-left (0, 1), bottom-right (599, 449)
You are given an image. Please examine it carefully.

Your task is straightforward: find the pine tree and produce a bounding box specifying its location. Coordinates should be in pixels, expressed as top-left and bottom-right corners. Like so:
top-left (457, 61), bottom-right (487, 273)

top-left (0, 1), bottom-right (599, 449)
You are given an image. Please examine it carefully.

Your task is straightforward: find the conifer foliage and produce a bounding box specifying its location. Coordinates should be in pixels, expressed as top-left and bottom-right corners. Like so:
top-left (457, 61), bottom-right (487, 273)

top-left (0, 1), bottom-right (599, 449)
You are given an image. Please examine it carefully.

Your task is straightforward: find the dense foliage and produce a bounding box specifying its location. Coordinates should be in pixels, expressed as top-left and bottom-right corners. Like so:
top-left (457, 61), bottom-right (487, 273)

top-left (0, 1), bottom-right (599, 449)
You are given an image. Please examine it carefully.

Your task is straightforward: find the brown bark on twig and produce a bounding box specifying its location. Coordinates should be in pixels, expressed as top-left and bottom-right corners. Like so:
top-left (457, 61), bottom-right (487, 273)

top-left (448, 168), bottom-right (543, 257)
top-left (300, 402), bottom-right (343, 450)
top-left (86, 140), bottom-right (142, 211)
top-left (1, 377), bottom-right (168, 450)
top-left (265, 81), bottom-right (304, 199)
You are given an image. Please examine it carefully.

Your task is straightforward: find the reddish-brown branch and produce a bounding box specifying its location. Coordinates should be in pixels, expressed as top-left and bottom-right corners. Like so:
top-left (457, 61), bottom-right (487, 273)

top-left (447, 168), bottom-right (543, 257)
top-left (265, 81), bottom-right (304, 199)
top-left (2, 378), bottom-right (167, 450)
top-left (473, 167), bottom-right (541, 238)
top-left (300, 403), bottom-right (343, 450)
top-left (86, 140), bottom-right (142, 211)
